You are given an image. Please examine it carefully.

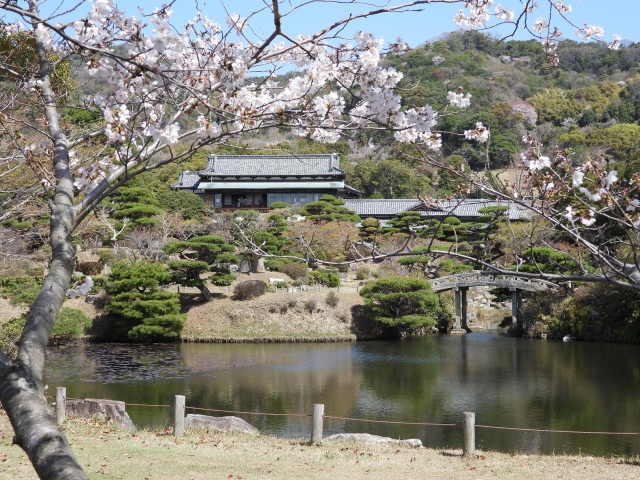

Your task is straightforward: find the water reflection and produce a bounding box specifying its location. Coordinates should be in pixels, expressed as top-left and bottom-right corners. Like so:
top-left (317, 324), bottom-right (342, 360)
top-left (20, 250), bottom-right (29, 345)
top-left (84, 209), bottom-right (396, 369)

top-left (44, 334), bottom-right (640, 456)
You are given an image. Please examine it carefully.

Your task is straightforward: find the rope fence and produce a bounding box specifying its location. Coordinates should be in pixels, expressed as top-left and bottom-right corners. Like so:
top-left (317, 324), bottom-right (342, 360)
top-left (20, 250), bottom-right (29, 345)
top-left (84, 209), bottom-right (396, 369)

top-left (55, 387), bottom-right (639, 456)
top-left (186, 405), bottom-right (310, 418)
top-left (323, 414), bottom-right (456, 427)
top-left (476, 424), bottom-right (640, 435)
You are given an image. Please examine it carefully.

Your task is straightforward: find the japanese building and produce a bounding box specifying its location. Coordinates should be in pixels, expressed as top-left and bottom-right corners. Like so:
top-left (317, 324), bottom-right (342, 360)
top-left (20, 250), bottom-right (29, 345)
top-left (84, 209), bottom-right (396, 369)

top-left (172, 153), bottom-right (360, 211)
top-left (343, 198), bottom-right (532, 223)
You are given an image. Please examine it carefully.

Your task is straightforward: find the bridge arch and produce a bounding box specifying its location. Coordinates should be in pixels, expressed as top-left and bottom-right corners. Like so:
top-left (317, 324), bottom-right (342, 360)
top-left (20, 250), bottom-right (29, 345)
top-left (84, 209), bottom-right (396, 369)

top-left (430, 272), bottom-right (560, 333)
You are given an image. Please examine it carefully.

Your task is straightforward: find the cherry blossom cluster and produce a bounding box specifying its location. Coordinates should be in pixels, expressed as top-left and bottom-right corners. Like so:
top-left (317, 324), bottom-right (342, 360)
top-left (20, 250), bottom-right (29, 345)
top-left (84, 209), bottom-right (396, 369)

top-left (519, 135), bottom-right (640, 230)
top-left (464, 122), bottom-right (490, 143)
top-left (8, 0), bottom-right (621, 201)
top-left (11, 1), bottom-right (484, 197)
top-left (66, 275), bottom-right (94, 298)
top-left (454, 1), bottom-right (619, 53)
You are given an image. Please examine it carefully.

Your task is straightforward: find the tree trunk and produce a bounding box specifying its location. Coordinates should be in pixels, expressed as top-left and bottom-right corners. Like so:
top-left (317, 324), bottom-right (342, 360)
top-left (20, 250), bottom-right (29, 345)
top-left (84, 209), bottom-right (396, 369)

top-left (0, 205), bottom-right (88, 479)
top-left (0, 7), bottom-right (90, 474)
top-left (0, 363), bottom-right (87, 479)
top-left (252, 253), bottom-right (266, 273)
top-left (198, 284), bottom-right (213, 301)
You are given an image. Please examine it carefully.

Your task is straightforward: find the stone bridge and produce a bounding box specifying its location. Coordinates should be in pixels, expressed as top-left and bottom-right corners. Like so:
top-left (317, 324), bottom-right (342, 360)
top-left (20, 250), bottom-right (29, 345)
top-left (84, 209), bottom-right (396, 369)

top-left (431, 272), bottom-right (560, 333)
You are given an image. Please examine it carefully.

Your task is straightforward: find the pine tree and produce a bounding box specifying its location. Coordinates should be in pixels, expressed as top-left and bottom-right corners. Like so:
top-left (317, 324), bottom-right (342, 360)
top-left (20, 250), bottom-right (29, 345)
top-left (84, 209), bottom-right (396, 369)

top-left (105, 262), bottom-right (185, 341)
top-left (163, 235), bottom-right (238, 300)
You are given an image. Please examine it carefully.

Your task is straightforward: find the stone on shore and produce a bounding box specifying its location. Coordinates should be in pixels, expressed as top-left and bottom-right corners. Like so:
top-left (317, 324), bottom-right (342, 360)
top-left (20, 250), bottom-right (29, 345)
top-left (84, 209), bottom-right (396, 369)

top-left (326, 433), bottom-right (423, 448)
top-left (185, 414), bottom-right (259, 434)
top-left (66, 398), bottom-right (135, 430)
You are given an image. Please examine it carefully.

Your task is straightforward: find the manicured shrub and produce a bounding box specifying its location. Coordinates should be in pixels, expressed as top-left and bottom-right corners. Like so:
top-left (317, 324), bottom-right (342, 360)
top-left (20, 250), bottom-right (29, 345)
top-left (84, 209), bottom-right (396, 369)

top-left (309, 269), bottom-right (340, 287)
top-left (104, 262), bottom-right (185, 342)
top-left (269, 202), bottom-right (290, 209)
top-left (443, 216), bottom-right (462, 225)
top-left (233, 280), bottom-right (268, 300)
top-left (359, 276), bottom-right (441, 337)
top-left (210, 273), bottom-right (236, 286)
top-left (265, 258), bottom-right (289, 271)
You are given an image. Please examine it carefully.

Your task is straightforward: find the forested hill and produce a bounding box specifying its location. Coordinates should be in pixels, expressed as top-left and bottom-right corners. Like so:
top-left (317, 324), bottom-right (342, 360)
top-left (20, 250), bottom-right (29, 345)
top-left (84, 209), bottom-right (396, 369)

top-left (374, 31), bottom-right (640, 178)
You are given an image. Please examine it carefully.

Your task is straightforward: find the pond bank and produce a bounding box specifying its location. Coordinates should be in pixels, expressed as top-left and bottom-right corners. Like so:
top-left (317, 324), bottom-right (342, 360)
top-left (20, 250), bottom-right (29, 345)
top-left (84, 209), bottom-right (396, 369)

top-left (1, 412), bottom-right (637, 480)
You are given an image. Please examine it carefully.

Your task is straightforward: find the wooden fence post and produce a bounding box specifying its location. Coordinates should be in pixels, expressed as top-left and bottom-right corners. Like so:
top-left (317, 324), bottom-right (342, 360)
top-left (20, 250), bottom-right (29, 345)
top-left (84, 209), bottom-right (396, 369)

top-left (173, 395), bottom-right (186, 437)
top-left (55, 387), bottom-right (66, 424)
top-left (463, 411), bottom-right (475, 457)
top-left (311, 403), bottom-right (324, 443)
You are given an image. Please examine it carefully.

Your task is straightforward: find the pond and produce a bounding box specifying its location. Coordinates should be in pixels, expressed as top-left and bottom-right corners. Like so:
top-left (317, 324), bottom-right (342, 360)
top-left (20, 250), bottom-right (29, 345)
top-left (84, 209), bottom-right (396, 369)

top-left (44, 333), bottom-right (640, 457)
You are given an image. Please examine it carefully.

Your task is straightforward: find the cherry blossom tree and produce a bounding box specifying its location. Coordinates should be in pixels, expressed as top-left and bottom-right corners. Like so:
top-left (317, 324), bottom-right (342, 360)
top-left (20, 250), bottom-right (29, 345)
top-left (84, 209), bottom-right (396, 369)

top-left (429, 136), bottom-right (640, 290)
top-left (0, 0), bottom-right (622, 478)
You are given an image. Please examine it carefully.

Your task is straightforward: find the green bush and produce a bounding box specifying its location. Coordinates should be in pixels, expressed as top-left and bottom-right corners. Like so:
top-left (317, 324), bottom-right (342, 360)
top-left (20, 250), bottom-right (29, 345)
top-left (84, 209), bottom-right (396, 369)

top-left (359, 276), bottom-right (441, 337)
top-left (541, 284), bottom-right (640, 343)
top-left (0, 306), bottom-right (91, 355)
top-left (104, 262), bottom-right (185, 342)
top-left (9, 284), bottom-right (40, 307)
top-left (309, 269), bottom-right (340, 287)
top-left (443, 216), bottom-right (462, 225)
top-left (265, 258), bottom-right (290, 271)
top-left (51, 307), bottom-right (92, 340)
top-left (97, 249), bottom-right (116, 265)
top-left (0, 276), bottom-right (44, 295)
top-left (269, 202), bottom-right (290, 209)
top-left (209, 273), bottom-right (236, 286)
top-left (0, 317), bottom-right (26, 359)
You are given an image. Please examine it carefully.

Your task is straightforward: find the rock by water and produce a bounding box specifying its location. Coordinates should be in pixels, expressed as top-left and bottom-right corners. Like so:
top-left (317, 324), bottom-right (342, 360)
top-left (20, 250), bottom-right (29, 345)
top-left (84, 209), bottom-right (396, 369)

top-left (326, 433), bottom-right (422, 448)
top-left (185, 414), bottom-right (259, 434)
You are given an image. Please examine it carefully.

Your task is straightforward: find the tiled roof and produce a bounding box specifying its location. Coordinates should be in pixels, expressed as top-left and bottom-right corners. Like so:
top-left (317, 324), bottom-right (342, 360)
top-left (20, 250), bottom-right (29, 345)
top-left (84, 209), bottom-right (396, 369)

top-left (344, 198), bottom-right (532, 221)
top-left (202, 154), bottom-right (343, 177)
top-left (343, 199), bottom-right (422, 217)
top-left (171, 171), bottom-right (201, 189)
top-left (434, 199), bottom-right (531, 220)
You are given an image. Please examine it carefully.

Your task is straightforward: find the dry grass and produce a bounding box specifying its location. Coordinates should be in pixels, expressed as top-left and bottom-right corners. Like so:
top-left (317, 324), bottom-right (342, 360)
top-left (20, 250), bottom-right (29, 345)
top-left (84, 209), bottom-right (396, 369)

top-left (1, 412), bottom-right (637, 480)
top-left (180, 289), bottom-right (363, 341)
top-left (0, 298), bottom-right (25, 323)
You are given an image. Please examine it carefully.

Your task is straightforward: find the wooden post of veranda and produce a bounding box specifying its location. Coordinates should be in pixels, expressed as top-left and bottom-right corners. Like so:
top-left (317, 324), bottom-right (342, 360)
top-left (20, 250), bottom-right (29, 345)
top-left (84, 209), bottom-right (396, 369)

top-left (311, 403), bottom-right (324, 443)
top-left (55, 387), bottom-right (66, 424)
top-left (463, 411), bottom-right (476, 456)
top-left (173, 395), bottom-right (186, 437)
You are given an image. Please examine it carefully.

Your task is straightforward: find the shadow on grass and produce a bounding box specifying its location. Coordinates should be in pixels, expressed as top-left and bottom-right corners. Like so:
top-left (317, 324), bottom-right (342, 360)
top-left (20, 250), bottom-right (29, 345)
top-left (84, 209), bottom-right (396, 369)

top-left (439, 451), bottom-right (463, 458)
top-left (178, 292), bottom-right (226, 313)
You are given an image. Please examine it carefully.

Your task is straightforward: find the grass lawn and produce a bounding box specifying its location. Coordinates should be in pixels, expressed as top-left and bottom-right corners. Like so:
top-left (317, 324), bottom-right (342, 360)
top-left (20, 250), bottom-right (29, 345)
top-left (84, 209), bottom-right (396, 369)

top-left (1, 411), bottom-right (638, 480)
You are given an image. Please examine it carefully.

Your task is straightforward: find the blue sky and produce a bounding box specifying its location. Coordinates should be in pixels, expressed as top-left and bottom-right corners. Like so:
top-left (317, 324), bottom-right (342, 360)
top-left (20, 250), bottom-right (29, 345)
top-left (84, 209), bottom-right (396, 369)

top-left (114, 0), bottom-right (639, 47)
top-left (27, 1), bottom-right (638, 47)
